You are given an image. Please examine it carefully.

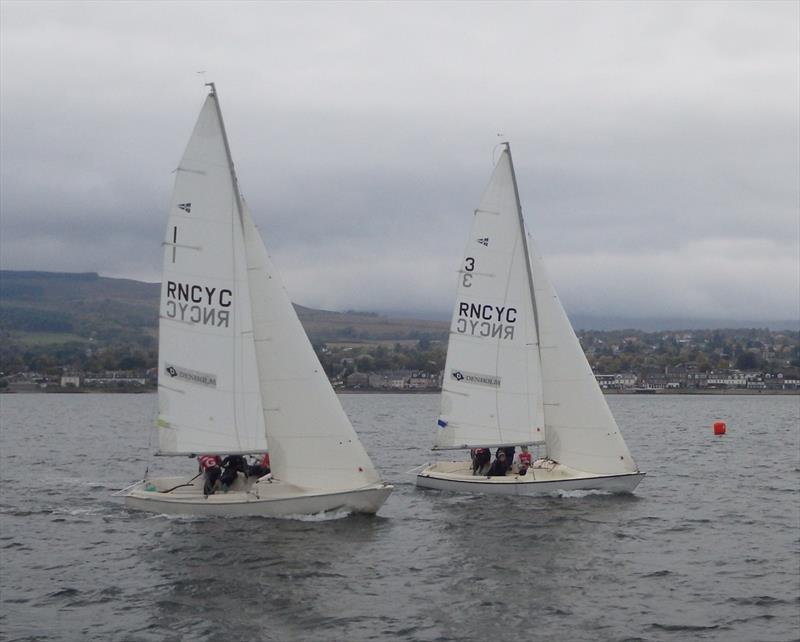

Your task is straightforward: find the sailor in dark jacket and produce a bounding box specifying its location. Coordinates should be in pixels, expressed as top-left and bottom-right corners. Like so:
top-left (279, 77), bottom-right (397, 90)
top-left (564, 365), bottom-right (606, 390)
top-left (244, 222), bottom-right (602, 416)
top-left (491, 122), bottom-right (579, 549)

top-left (471, 447), bottom-right (491, 475)
top-left (220, 454), bottom-right (247, 489)
top-left (486, 449), bottom-right (509, 477)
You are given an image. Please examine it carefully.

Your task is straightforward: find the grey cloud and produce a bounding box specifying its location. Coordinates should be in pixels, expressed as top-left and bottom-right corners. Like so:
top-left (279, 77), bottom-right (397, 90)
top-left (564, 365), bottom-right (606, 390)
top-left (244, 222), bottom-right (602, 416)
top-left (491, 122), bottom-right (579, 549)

top-left (1, 1), bottom-right (797, 322)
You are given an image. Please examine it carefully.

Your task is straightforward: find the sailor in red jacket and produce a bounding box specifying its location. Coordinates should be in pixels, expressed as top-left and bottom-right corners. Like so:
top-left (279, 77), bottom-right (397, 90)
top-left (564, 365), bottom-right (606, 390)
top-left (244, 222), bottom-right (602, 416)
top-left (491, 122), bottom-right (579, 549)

top-left (514, 446), bottom-right (532, 474)
top-left (198, 455), bottom-right (222, 496)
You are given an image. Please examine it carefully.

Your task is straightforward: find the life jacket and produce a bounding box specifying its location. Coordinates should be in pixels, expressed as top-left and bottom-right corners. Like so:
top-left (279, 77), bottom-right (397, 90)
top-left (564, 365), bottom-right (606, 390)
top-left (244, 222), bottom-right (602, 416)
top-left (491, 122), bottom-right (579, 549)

top-left (198, 455), bottom-right (221, 470)
top-left (261, 453), bottom-right (270, 467)
top-left (518, 451), bottom-right (532, 466)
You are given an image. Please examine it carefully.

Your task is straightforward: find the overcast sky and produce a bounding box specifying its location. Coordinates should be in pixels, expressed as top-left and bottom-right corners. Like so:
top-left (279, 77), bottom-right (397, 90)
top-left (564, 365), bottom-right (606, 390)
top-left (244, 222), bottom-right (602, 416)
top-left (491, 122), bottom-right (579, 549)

top-left (1, 1), bottom-right (798, 323)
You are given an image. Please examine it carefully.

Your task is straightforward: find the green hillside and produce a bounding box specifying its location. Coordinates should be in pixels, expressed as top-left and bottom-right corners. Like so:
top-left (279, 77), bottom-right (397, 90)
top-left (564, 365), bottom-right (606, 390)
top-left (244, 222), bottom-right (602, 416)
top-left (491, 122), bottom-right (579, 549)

top-left (1, 271), bottom-right (159, 343)
top-left (0, 270), bottom-right (448, 368)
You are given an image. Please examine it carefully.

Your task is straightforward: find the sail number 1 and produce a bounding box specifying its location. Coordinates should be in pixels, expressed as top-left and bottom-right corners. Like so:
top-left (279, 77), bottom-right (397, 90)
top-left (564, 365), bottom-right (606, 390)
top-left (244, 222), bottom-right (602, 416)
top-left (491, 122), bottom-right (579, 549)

top-left (462, 257), bottom-right (475, 287)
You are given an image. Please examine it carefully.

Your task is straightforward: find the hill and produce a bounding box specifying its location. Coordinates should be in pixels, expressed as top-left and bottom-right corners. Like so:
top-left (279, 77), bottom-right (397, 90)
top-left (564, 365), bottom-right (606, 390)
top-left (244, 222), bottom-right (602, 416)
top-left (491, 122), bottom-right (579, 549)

top-left (2, 271), bottom-right (796, 386)
top-left (1, 271), bottom-right (159, 344)
top-left (0, 270), bottom-right (448, 348)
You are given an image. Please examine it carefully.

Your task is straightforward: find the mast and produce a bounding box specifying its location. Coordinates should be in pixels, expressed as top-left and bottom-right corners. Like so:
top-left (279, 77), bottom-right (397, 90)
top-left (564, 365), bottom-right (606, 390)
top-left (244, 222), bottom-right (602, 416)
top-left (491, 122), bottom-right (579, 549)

top-left (205, 82), bottom-right (249, 448)
top-left (505, 143), bottom-right (547, 444)
top-left (503, 142), bottom-right (541, 342)
top-left (206, 83), bottom-right (245, 221)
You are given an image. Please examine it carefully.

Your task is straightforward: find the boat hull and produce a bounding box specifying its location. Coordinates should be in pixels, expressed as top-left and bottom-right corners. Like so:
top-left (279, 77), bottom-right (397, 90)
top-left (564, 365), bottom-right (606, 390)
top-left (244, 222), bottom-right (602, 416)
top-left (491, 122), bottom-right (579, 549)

top-left (123, 476), bottom-right (393, 517)
top-left (416, 462), bottom-right (644, 495)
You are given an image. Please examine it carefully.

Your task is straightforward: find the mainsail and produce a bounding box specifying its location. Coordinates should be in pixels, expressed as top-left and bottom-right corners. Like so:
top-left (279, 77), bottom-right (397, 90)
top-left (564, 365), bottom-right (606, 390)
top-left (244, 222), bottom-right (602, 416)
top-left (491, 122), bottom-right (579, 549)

top-left (156, 92), bottom-right (266, 455)
top-left (435, 149), bottom-right (545, 449)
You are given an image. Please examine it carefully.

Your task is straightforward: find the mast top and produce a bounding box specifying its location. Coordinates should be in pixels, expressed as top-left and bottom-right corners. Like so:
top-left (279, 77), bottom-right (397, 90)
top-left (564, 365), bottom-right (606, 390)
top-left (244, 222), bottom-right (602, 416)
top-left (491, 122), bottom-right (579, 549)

top-left (492, 140), bottom-right (511, 165)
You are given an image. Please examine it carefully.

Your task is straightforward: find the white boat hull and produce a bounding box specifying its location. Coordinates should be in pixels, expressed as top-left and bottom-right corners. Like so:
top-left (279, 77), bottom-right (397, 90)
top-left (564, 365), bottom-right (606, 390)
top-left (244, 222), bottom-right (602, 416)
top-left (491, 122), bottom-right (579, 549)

top-left (416, 461), bottom-right (644, 495)
top-left (123, 475), bottom-right (393, 517)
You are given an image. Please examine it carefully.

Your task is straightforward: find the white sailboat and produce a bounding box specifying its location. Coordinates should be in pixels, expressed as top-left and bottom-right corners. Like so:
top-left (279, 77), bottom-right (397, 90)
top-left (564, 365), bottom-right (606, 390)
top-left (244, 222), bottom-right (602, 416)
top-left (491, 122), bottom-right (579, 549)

top-left (124, 85), bottom-right (392, 516)
top-left (416, 144), bottom-right (644, 495)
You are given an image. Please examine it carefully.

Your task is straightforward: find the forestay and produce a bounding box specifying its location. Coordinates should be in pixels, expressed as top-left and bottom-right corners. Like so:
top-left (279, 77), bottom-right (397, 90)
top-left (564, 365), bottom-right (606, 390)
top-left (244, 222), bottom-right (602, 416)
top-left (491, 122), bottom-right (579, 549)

top-left (435, 149), bottom-right (545, 449)
top-left (156, 94), bottom-right (267, 455)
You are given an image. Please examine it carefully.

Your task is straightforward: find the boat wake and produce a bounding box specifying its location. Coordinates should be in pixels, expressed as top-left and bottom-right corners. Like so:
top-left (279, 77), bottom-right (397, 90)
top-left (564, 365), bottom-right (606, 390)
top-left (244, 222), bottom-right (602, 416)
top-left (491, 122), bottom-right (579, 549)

top-left (143, 512), bottom-right (205, 521)
top-left (132, 509), bottom-right (354, 522)
top-left (551, 488), bottom-right (613, 499)
top-left (276, 509), bottom-right (353, 522)
top-left (50, 506), bottom-right (109, 517)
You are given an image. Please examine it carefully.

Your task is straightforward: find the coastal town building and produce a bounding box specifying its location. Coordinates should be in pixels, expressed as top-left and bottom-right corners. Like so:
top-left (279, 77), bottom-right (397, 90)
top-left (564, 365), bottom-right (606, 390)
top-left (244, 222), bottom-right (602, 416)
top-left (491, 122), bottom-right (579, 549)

top-left (61, 373), bottom-right (81, 388)
top-left (363, 370), bottom-right (441, 390)
top-left (596, 373), bottom-right (636, 389)
top-left (82, 371), bottom-right (148, 387)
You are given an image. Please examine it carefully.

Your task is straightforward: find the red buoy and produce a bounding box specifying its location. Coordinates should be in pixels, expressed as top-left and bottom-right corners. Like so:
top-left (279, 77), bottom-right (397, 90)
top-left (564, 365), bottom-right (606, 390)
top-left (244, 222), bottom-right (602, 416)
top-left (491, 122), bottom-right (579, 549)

top-left (714, 421), bottom-right (726, 436)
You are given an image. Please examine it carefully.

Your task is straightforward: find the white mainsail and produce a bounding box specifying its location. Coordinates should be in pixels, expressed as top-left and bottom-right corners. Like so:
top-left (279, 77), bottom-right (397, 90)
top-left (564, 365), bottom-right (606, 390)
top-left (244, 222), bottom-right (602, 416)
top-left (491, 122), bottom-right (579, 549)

top-left (156, 93), bottom-right (266, 455)
top-left (435, 149), bottom-right (545, 449)
top-left (242, 204), bottom-right (383, 491)
top-left (436, 145), bottom-right (638, 475)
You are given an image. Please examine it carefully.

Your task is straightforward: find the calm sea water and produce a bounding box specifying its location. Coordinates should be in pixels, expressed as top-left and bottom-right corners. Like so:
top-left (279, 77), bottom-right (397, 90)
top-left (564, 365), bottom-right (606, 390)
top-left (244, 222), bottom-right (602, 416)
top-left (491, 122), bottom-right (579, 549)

top-left (0, 393), bottom-right (798, 642)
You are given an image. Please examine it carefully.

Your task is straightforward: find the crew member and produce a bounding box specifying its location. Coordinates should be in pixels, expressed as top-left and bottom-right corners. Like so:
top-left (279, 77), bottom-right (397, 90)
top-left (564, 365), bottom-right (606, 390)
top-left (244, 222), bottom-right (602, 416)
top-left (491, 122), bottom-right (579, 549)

top-left (198, 454), bottom-right (222, 496)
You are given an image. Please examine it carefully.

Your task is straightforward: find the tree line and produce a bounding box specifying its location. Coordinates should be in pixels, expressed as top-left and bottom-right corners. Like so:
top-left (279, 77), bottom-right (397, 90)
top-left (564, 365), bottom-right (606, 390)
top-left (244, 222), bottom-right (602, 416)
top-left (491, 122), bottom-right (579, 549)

top-left (2, 327), bottom-right (797, 380)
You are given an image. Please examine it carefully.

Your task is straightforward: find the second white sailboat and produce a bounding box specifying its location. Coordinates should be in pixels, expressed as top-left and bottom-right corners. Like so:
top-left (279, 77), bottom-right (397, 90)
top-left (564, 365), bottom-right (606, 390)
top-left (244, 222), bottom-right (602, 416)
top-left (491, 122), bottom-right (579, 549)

top-left (416, 144), bottom-right (644, 495)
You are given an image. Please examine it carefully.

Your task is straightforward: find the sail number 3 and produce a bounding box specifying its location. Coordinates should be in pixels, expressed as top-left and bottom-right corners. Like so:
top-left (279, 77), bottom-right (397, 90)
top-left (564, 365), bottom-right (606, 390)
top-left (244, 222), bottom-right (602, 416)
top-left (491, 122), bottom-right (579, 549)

top-left (462, 257), bottom-right (475, 287)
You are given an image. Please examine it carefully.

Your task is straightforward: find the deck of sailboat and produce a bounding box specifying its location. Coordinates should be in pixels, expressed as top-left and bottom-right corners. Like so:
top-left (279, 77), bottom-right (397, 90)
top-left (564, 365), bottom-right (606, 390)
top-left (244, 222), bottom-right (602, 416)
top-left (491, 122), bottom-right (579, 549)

top-left (416, 461), bottom-right (644, 495)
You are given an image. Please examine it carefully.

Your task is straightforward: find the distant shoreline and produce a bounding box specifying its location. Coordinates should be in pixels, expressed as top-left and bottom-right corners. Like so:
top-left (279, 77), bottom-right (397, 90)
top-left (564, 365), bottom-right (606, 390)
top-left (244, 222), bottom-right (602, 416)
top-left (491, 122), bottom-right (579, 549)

top-left (602, 388), bottom-right (798, 396)
top-left (2, 388), bottom-right (797, 396)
